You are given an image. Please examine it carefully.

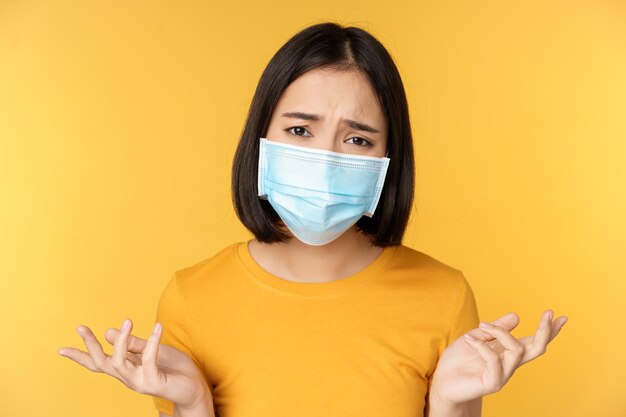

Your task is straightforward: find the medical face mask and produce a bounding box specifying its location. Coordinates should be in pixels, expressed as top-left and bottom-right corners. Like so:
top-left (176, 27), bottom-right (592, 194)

top-left (257, 137), bottom-right (390, 246)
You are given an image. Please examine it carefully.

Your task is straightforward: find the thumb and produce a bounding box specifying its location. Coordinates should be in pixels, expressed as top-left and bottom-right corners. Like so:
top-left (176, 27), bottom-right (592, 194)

top-left (104, 327), bottom-right (148, 353)
top-left (489, 312), bottom-right (520, 332)
top-left (465, 312), bottom-right (520, 342)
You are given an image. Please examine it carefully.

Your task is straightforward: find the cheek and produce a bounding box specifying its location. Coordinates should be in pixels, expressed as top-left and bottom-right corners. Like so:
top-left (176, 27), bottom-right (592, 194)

top-left (377, 140), bottom-right (389, 158)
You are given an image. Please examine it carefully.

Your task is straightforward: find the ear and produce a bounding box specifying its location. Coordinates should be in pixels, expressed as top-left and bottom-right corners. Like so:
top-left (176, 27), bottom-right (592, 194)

top-left (104, 327), bottom-right (148, 353)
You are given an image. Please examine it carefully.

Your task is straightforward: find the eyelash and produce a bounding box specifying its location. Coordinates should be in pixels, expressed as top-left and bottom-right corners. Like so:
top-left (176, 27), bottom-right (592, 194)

top-left (284, 126), bottom-right (373, 147)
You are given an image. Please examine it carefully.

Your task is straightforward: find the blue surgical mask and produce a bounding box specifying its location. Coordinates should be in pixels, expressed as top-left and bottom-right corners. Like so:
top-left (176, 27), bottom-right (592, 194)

top-left (257, 137), bottom-right (390, 246)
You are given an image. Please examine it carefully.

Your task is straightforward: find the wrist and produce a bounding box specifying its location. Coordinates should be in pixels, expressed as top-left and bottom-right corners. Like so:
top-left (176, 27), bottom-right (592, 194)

top-left (428, 387), bottom-right (468, 417)
top-left (174, 385), bottom-right (215, 417)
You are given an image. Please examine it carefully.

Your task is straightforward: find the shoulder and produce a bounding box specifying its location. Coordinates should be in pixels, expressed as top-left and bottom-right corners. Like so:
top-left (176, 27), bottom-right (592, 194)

top-left (389, 244), bottom-right (471, 299)
top-left (169, 241), bottom-right (246, 293)
top-left (394, 245), bottom-right (465, 280)
top-left (392, 246), bottom-right (479, 344)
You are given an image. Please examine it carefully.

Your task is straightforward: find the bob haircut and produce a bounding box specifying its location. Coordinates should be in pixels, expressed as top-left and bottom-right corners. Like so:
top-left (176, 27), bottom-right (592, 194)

top-left (231, 22), bottom-right (415, 247)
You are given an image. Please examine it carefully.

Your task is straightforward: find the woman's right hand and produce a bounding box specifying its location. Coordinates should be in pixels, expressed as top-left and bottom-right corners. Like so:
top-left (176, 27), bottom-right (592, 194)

top-left (58, 319), bottom-right (213, 412)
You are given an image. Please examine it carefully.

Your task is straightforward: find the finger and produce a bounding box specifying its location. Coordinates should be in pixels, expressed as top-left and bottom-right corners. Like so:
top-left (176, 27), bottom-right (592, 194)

top-left (550, 315), bottom-right (569, 341)
top-left (466, 312), bottom-right (520, 342)
top-left (126, 351), bottom-right (143, 366)
top-left (463, 333), bottom-right (505, 393)
top-left (142, 322), bottom-right (163, 383)
top-left (78, 324), bottom-right (133, 384)
top-left (77, 325), bottom-right (135, 385)
top-left (112, 319), bottom-right (137, 380)
top-left (77, 325), bottom-right (113, 371)
top-left (58, 347), bottom-right (101, 372)
top-left (517, 310), bottom-right (552, 364)
top-left (105, 329), bottom-right (155, 366)
top-left (493, 312), bottom-right (520, 329)
top-left (105, 327), bottom-right (148, 354)
top-left (478, 321), bottom-right (525, 380)
top-left (518, 314), bottom-right (568, 347)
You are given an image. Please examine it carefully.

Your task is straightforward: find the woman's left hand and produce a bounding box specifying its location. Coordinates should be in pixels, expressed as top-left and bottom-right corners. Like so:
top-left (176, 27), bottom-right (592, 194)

top-left (429, 309), bottom-right (568, 407)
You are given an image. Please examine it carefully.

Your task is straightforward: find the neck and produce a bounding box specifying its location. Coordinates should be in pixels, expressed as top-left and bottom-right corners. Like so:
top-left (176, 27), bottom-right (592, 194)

top-left (248, 226), bottom-right (384, 283)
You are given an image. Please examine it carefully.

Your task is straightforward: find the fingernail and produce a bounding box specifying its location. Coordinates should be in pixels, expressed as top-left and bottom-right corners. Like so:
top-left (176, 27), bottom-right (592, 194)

top-left (479, 321), bottom-right (494, 329)
top-left (58, 349), bottom-right (67, 356)
top-left (464, 333), bottom-right (477, 341)
top-left (122, 319), bottom-right (130, 332)
top-left (152, 322), bottom-right (162, 335)
top-left (547, 310), bottom-right (553, 322)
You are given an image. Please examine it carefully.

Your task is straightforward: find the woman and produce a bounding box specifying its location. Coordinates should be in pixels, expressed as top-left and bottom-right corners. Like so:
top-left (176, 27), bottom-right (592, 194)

top-left (58, 22), bottom-right (568, 417)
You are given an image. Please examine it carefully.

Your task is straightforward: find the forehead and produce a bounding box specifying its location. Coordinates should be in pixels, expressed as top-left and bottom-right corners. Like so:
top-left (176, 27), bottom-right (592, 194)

top-left (274, 68), bottom-right (386, 125)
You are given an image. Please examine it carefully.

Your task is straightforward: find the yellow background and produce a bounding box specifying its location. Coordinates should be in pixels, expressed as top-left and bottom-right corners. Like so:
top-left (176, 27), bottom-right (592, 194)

top-left (1, 0), bottom-right (624, 416)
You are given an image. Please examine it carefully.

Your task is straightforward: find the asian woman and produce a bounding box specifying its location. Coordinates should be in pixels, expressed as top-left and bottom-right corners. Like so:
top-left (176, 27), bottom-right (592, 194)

top-left (58, 22), bottom-right (568, 417)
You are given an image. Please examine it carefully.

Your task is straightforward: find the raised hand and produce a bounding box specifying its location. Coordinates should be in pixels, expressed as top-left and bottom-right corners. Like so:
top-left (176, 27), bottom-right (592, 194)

top-left (58, 319), bottom-right (214, 414)
top-left (429, 309), bottom-right (568, 407)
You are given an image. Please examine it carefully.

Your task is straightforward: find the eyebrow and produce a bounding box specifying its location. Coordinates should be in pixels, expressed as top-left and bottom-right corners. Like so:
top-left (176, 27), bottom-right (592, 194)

top-left (281, 111), bottom-right (381, 134)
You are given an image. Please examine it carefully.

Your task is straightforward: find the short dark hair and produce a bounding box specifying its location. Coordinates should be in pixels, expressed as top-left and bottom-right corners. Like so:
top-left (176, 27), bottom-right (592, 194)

top-left (231, 22), bottom-right (415, 247)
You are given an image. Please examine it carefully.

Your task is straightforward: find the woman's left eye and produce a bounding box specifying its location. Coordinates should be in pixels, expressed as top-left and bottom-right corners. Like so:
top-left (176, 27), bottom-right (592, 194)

top-left (346, 137), bottom-right (372, 147)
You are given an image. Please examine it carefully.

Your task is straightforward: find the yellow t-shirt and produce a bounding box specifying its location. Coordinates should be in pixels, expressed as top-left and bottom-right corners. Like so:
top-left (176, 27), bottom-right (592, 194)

top-left (152, 240), bottom-right (479, 417)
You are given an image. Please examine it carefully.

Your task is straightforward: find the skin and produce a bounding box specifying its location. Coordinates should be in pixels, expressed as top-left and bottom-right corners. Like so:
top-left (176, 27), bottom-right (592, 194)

top-left (58, 320), bottom-right (214, 417)
top-left (427, 311), bottom-right (568, 416)
top-left (58, 67), bottom-right (569, 417)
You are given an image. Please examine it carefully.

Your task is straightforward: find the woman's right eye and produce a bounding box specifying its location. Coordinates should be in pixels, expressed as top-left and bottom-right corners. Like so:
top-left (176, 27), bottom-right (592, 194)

top-left (285, 126), bottom-right (312, 137)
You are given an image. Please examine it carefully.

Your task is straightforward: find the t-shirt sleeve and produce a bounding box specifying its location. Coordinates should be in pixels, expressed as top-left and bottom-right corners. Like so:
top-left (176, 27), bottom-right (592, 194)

top-left (151, 272), bottom-right (204, 416)
top-left (447, 271), bottom-right (480, 344)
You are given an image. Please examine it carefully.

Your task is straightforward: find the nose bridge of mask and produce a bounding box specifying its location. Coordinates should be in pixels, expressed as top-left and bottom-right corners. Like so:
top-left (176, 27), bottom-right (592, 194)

top-left (258, 138), bottom-right (389, 216)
